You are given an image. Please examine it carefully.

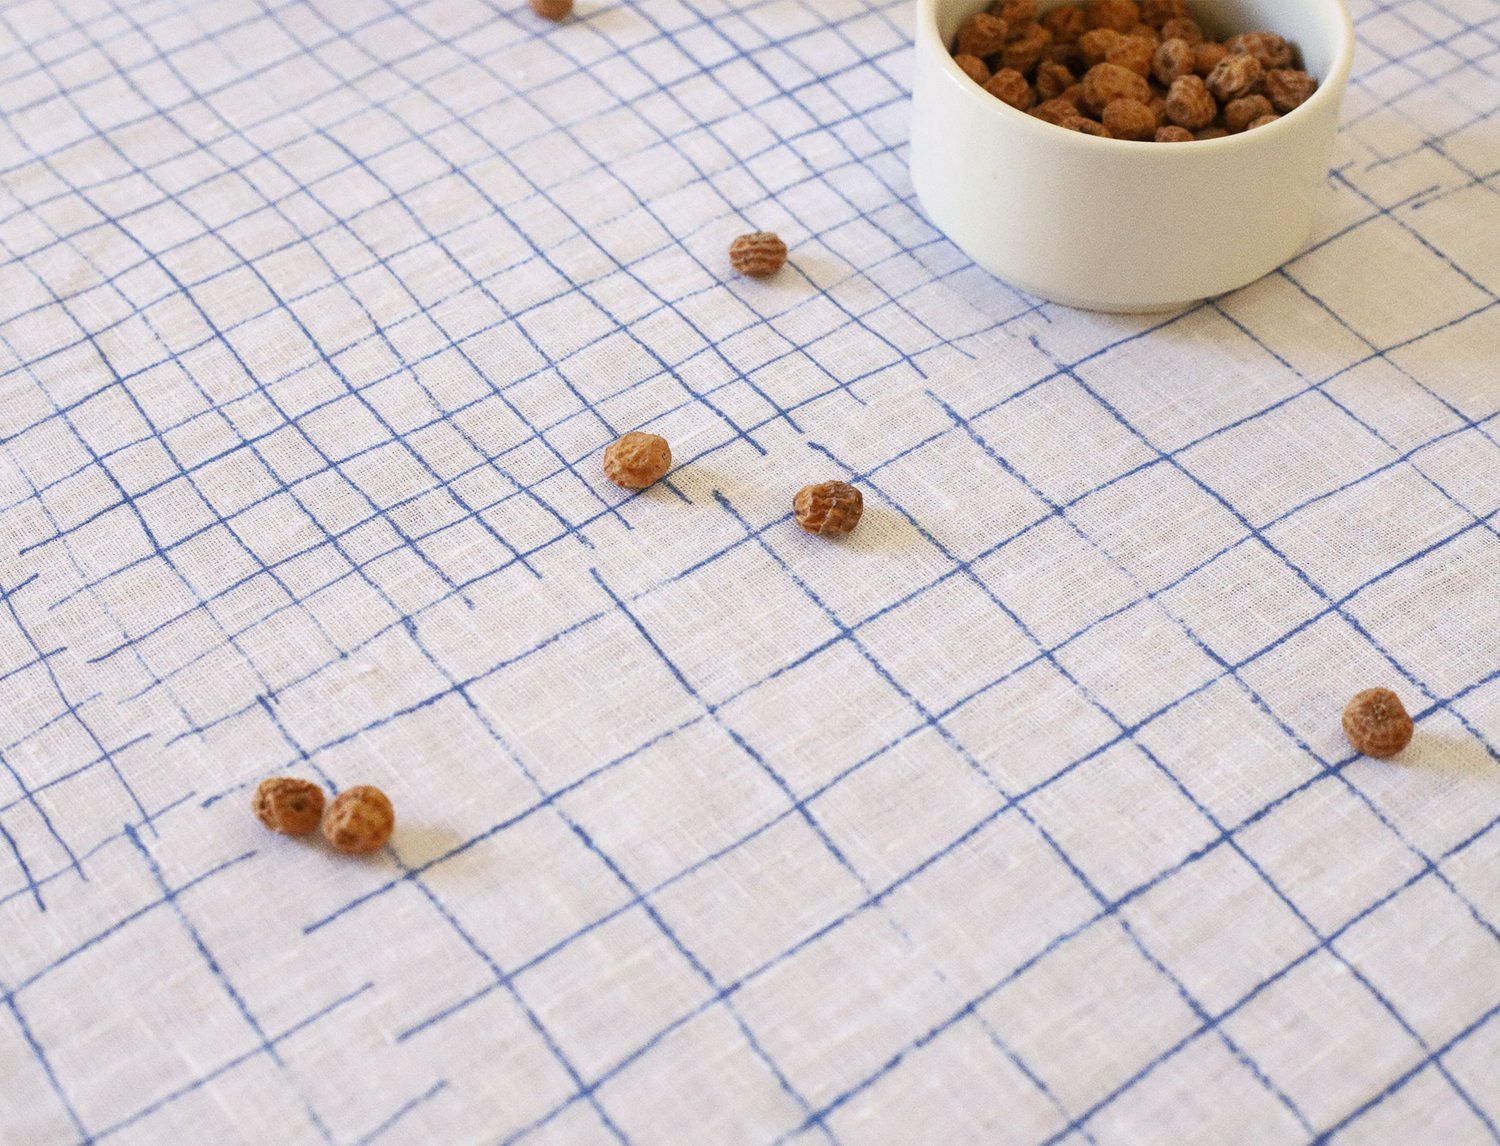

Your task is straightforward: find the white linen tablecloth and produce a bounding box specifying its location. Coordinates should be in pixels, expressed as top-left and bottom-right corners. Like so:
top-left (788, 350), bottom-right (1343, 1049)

top-left (3, 0), bottom-right (1500, 1142)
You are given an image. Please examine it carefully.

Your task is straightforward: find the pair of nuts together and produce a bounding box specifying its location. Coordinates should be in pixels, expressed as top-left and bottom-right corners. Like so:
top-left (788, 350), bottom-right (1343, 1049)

top-left (602, 432), bottom-right (863, 538)
top-left (253, 779), bottom-right (394, 854)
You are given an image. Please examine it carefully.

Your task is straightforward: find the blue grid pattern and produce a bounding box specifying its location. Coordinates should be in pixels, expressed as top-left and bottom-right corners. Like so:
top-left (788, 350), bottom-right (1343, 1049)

top-left (2, 0), bottom-right (1500, 1141)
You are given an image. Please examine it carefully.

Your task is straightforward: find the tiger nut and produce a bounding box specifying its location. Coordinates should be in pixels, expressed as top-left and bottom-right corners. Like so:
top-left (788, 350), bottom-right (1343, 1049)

top-left (1152, 38), bottom-right (1196, 86)
top-left (729, 231), bottom-right (788, 278)
top-left (1103, 98), bottom-right (1157, 140)
top-left (1160, 16), bottom-right (1203, 45)
top-left (1165, 74), bottom-right (1217, 129)
top-left (989, 0), bottom-right (1036, 26)
top-left (1047, 41), bottom-right (1086, 72)
top-left (1342, 689), bottom-right (1415, 759)
top-left (529, 0), bottom-right (572, 20)
top-left (1002, 23), bottom-right (1053, 75)
top-left (323, 786), bottom-right (395, 854)
top-left (1155, 125), bottom-right (1194, 142)
top-left (794, 481), bottom-right (863, 538)
top-left (1042, 5), bottom-right (1087, 44)
top-left (1079, 28), bottom-right (1123, 69)
top-left (1032, 97), bottom-right (1081, 125)
top-left (1141, 0), bottom-right (1189, 28)
top-left (1223, 93), bottom-right (1274, 133)
top-left (1265, 68), bottom-right (1318, 112)
top-left (253, 778), bottom-right (325, 836)
top-left (1036, 60), bottom-right (1076, 101)
top-left (1088, 0), bottom-right (1140, 32)
top-left (603, 431), bottom-right (672, 489)
top-left (954, 53), bottom-right (991, 86)
top-left (958, 12), bottom-right (1009, 57)
top-left (1193, 41), bottom-right (1228, 76)
top-left (1081, 62), bottom-right (1150, 115)
top-left (1226, 30), bottom-right (1294, 70)
top-left (985, 68), bottom-right (1035, 111)
top-left (1106, 36), bottom-right (1155, 78)
top-left (1206, 53), bottom-right (1264, 102)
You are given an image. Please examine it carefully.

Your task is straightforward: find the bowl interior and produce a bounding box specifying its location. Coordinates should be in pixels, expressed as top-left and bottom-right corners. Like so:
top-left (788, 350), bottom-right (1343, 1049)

top-left (932, 0), bottom-right (1353, 89)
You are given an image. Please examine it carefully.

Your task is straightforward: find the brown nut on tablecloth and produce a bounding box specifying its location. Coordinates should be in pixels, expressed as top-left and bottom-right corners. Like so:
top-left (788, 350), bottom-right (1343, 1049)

top-left (323, 786), bottom-right (395, 854)
top-left (1342, 688), bottom-right (1415, 759)
top-left (729, 232), bottom-right (788, 278)
top-left (603, 432), bottom-right (672, 490)
top-left (253, 778), bottom-right (325, 836)
top-left (794, 481), bottom-right (864, 537)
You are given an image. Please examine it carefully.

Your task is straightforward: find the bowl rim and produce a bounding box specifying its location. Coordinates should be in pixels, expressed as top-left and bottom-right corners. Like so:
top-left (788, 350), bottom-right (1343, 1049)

top-left (917, 0), bottom-right (1357, 151)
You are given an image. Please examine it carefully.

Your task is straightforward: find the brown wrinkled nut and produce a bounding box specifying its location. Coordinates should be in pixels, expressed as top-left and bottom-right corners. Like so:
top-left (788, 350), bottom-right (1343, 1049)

top-left (1042, 5), bottom-right (1088, 44)
top-left (1074, 117), bottom-right (1112, 137)
top-left (985, 68), bottom-right (1035, 110)
top-left (1103, 98), bottom-right (1157, 140)
top-left (1155, 125), bottom-right (1194, 142)
top-left (1147, 94), bottom-right (1168, 126)
top-left (1247, 113), bottom-right (1281, 130)
top-left (1195, 125), bottom-right (1229, 140)
top-left (323, 785), bottom-right (395, 854)
top-left (1079, 28), bottom-right (1123, 69)
top-left (954, 53), bottom-right (991, 86)
top-left (1207, 53), bottom-right (1263, 102)
top-left (1165, 74), bottom-right (1217, 128)
top-left (958, 13), bottom-right (1008, 58)
top-left (1124, 23), bottom-right (1161, 47)
top-left (1141, 0), bottom-right (1189, 28)
top-left (1194, 41), bottom-right (1228, 76)
top-left (1227, 31), bottom-right (1294, 70)
top-left (253, 778), bottom-right (325, 836)
top-left (1107, 37), bottom-right (1155, 78)
top-left (990, 0), bottom-right (1037, 26)
top-left (1081, 62), bottom-right (1150, 115)
top-left (1223, 94), bottom-right (1273, 132)
top-left (794, 481), bottom-right (863, 537)
top-left (1342, 688), bottom-right (1414, 759)
top-left (529, 0), bottom-right (572, 20)
top-left (1002, 23), bottom-right (1052, 74)
top-left (729, 231), bottom-right (787, 278)
top-left (1153, 38), bottom-right (1196, 86)
top-left (1046, 42), bottom-right (1085, 72)
top-left (1265, 68), bottom-right (1318, 112)
top-left (989, 0), bottom-right (1036, 23)
top-left (1036, 60), bottom-right (1076, 101)
top-left (1032, 97), bottom-right (1080, 125)
top-left (1161, 16), bottom-right (1202, 44)
top-left (603, 431), bottom-right (671, 489)
top-left (1088, 0), bottom-right (1140, 32)
top-left (1059, 83), bottom-right (1086, 108)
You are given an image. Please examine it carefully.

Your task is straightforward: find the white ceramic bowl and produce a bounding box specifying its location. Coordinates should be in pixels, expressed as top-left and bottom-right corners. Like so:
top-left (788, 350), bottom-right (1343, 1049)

top-left (911, 0), bottom-right (1356, 312)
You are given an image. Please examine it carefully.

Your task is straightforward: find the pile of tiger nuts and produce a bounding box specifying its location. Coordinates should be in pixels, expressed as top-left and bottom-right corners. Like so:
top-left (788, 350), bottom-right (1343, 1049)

top-left (951, 0), bottom-right (1319, 142)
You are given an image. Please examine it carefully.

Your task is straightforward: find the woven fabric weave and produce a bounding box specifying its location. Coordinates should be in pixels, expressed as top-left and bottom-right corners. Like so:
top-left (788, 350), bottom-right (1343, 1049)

top-left (3, 1), bottom-right (1500, 1142)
